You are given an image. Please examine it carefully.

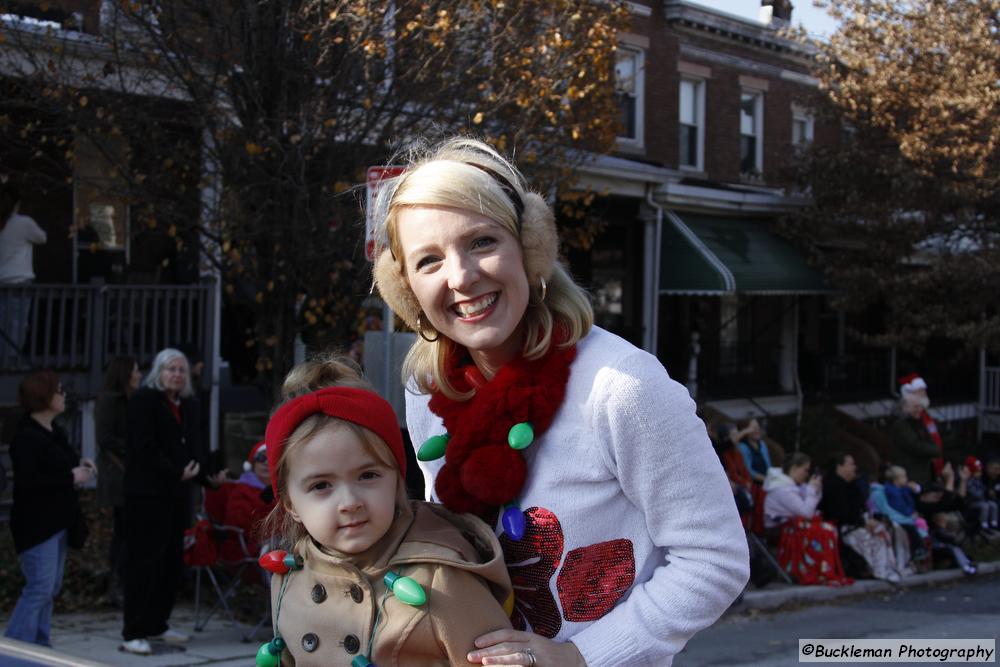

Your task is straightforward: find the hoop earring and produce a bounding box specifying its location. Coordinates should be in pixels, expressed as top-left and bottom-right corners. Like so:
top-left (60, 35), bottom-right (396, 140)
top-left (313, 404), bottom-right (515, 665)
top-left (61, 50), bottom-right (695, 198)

top-left (416, 314), bottom-right (440, 343)
top-left (539, 275), bottom-right (547, 303)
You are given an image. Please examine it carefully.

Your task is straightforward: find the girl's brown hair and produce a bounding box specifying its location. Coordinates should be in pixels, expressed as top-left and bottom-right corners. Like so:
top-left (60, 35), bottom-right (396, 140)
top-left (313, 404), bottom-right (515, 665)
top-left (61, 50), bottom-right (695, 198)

top-left (261, 353), bottom-right (405, 549)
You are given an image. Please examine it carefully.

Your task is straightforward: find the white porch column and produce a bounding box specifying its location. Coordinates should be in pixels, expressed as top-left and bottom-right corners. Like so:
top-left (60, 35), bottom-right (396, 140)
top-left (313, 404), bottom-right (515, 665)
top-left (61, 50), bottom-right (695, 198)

top-left (779, 295), bottom-right (797, 393)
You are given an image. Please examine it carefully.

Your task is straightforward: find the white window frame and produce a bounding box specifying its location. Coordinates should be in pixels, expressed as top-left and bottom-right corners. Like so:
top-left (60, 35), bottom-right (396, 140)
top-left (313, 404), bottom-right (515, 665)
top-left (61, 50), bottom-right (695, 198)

top-left (739, 89), bottom-right (764, 177)
top-left (791, 106), bottom-right (814, 146)
top-left (615, 46), bottom-right (645, 149)
top-left (678, 77), bottom-right (705, 172)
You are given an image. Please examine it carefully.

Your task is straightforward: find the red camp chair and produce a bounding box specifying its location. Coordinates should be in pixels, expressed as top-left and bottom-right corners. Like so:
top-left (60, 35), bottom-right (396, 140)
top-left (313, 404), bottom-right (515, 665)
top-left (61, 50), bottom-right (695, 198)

top-left (184, 486), bottom-right (270, 641)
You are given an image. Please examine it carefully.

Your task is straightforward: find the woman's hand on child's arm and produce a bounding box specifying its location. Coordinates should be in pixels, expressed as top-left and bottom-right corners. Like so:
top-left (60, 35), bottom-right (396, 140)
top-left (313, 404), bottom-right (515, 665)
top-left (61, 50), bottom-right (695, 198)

top-left (468, 629), bottom-right (586, 667)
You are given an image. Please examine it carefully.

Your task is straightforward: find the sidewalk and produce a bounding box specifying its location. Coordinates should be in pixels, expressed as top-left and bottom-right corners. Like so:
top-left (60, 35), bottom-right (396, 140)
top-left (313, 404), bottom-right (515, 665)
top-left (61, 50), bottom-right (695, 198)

top-left (0, 605), bottom-right (259, 667)
top-left (735, 559), bottom-right (1000, 613)
top-left (2, 562), bottom-right (997, 666)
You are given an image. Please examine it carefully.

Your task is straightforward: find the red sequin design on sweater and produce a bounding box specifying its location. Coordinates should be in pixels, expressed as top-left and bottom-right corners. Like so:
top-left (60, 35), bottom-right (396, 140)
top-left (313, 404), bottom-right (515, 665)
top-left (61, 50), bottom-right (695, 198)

top-left (558, 539), bottom-right (635, 621)
top-left (499, 507), bottom-right (636, 636)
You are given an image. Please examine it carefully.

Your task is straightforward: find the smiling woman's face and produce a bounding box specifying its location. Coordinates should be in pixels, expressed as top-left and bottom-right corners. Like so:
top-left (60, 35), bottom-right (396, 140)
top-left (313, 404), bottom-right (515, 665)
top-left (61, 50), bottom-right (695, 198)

top-left (397, 205), bottom-right (529, 370)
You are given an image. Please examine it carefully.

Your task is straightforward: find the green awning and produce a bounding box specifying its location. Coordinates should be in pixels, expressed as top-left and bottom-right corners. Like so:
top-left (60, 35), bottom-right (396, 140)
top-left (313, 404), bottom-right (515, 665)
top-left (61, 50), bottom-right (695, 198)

top-left (659, 211), bottom-right (828, 295)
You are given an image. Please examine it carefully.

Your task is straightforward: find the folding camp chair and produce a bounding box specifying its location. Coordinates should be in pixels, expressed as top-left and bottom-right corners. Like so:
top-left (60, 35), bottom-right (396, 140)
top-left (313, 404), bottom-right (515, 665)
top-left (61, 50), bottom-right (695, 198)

top-left (185, 488), bottom-right (270, 642)
top-left (747, 527), bottom-right (794, 585)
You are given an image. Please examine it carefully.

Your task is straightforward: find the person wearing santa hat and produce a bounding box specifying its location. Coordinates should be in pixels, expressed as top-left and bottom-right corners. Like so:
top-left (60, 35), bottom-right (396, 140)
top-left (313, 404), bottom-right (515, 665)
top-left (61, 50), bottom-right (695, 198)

top-left (963, 456), bottom-right (999, 536)
top-left (889, 374), bottom-right (944, 488)
top-left (220, 441), bottom-right (276, 561)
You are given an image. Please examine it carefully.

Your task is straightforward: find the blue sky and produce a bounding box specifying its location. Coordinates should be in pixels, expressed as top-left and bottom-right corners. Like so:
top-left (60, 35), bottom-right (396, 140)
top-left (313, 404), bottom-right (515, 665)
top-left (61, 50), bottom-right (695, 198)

top-left (686, 1), bottom-right (840, 37)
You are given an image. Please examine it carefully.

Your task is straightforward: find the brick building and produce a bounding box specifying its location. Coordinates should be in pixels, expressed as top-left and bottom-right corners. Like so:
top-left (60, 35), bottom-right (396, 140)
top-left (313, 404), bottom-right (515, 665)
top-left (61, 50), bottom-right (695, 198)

top-left (571, 0), bottom-right (851, 419)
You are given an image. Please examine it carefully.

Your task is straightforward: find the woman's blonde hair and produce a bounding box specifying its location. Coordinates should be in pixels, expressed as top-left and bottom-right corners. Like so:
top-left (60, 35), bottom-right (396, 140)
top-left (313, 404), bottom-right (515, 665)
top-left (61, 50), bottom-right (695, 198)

top-left (262, 353), bottom-right (404, 548)
top-left (371, 137), bottom-right (593, 400)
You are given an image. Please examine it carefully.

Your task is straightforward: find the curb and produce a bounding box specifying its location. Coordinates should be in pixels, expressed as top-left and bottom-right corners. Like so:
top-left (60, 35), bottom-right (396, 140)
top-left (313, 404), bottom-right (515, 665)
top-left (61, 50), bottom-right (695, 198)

top-left (734, 560), bottom-right (1000, 613)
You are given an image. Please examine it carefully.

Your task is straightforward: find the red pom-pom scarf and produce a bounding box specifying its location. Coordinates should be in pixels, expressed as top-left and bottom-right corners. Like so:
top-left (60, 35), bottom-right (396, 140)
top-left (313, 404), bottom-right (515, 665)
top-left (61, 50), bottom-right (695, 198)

top-left (427, 341), bottom-right (576, 519)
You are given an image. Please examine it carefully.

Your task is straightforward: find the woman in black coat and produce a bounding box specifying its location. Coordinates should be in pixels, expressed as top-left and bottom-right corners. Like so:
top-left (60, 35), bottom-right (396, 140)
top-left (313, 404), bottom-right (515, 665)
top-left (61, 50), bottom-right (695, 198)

top-left (95, 355), bottom-right (141, 602)
top-left (4, 371), bottom-right (95, 646)
top-left (119, 348), bottom-right (224, 656)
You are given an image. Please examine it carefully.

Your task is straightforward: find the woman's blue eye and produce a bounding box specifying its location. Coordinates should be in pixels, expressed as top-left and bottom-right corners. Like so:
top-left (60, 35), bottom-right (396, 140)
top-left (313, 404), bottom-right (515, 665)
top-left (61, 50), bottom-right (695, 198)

top-left (415, 256), bottom-right (439, 270)
top-left (360, 470), bottom-right (381, 481)
top-left (309, 481), bottom-right (330, 492)
top-left (472, 236), bottom-right (496, 249)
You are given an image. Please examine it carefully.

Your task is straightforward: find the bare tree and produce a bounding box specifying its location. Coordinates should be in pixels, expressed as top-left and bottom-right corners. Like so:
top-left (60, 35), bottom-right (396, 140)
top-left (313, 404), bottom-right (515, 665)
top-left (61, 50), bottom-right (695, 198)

top-left (0, 0), bottom-right (629, 387)
top-left (782, 0), bottom-right (1000, 353)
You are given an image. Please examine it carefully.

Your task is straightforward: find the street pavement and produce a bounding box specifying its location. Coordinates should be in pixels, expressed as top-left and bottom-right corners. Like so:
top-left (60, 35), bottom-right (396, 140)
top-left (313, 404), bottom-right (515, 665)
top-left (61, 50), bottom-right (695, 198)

top-left (0, 606), bottom-right (260, 667)
top-left (677, 570), bottom-right (1000, 667)
top-left (0, 562), bottom-right (997, 666)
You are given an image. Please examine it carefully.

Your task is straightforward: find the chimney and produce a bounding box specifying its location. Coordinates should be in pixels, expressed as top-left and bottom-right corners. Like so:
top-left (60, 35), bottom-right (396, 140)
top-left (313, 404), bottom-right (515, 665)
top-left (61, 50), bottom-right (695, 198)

top-left (759, 0), bottom-right (793, 26)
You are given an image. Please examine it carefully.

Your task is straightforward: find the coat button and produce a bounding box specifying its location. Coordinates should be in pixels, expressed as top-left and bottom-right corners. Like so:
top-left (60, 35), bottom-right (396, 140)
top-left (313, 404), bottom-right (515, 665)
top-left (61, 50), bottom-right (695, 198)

top-left (301, 633), bottom-right (319, 652)
top-left (311, 584), bottom-right (327, 603)
top-left (349, 584), bottom-right (363, 603)
top-left (343, 634), bottom-right (360, 654)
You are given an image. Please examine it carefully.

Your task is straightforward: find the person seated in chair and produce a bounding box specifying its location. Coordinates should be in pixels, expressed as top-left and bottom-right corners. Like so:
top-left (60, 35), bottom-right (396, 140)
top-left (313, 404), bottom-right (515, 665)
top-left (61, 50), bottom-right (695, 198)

top-left (221, 441), bottom-right (276, 561)
top-left (888, 464), bottom-right (976, 575)
top-left (764, 453), bottom-right (821, 529)
top-left (764, 454), bottom-right (851, 585)
top-left (820, 453), bottom-right (901, 582)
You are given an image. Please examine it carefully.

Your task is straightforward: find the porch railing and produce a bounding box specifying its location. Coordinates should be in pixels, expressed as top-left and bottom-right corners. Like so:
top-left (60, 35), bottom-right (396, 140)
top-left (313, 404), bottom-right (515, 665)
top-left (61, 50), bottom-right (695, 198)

top-left (984, 366), bottom-right (1000, 412)
top-left (0, 280), bottom-right (215, 398)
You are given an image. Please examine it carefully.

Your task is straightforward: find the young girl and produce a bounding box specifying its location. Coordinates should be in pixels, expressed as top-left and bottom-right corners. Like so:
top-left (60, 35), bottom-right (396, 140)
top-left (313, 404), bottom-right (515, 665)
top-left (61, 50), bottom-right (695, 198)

top-left (256, 356), bottom-right (514, 667)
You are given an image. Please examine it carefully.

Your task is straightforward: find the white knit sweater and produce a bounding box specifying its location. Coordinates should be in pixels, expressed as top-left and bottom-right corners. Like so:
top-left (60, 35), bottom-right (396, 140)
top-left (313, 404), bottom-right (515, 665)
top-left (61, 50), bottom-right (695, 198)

top-left (406, 326), bottom-right (750, 666)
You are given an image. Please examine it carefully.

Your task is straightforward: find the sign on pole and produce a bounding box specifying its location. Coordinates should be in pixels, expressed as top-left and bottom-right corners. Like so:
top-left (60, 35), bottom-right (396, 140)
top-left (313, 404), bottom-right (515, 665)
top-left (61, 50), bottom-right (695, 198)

top-left (366, 166), bottom-right (406, 402)
top-left (365, 166), bottom-right (405, 261)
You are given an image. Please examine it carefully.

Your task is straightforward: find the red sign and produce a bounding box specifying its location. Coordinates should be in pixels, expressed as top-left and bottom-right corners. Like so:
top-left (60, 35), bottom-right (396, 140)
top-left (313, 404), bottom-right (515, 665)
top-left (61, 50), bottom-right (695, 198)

top-left (365, 166), bottom-right (406, 261)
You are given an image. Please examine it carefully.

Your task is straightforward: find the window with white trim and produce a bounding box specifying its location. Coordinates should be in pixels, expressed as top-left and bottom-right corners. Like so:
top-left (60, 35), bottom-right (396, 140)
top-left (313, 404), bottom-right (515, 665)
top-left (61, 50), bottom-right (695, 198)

top-left (615, 46), bottom-right (644, 146)
top-left (679, 77), bottom-right (705, 170)
top-left (739, 91), bottom-right (764, 175)
top-left (792, 108), bottom-right (814, 146)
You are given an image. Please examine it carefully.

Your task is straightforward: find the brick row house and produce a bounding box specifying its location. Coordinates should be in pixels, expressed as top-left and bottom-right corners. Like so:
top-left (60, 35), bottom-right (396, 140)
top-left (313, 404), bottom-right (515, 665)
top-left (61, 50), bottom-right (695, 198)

top-left (0, 0), bottom-right (221, 460)
top-left (2, 0), bottom-right (989, 466)
top-left (564, 1), bottom-right (832, 421)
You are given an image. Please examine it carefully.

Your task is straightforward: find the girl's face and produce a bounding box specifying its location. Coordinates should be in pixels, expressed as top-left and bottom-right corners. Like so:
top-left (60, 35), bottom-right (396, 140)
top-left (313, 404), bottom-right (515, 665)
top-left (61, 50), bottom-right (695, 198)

top-left (892, 471), bottom-right (908, 487)
top-left (397, 205), bottom-right (530, 371)
top-left (284, 422), bottom-right (397, 554)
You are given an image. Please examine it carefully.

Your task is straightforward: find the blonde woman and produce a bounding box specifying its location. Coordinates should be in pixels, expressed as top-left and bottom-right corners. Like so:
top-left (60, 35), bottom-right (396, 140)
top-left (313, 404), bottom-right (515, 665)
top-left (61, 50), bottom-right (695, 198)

top-left (372, 138), bottom-right (748, 667)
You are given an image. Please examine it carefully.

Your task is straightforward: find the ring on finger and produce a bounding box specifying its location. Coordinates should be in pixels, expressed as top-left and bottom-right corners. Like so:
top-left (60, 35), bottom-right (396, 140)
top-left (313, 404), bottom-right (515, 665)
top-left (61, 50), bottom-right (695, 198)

top-left (523, 648), bottom-right (536, 667)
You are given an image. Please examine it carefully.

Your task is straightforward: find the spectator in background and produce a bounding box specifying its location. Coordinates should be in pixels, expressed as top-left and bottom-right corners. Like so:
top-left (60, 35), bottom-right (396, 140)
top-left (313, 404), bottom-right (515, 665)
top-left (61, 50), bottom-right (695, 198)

top-left (221, 441), bottom-right (276, 561)
top-left (883, 465), bottom-right (923, 546)
top-left (0, 183), bottom-right (47, 356)
top-left (986, 458), bottom-right (1000, 501)
top-left (890, 378), bottom-right (943, 487)
top-left (887, 464), bottom-right (976, 575)
top-left (765, 453), bottom-right (850, 585)
top-left (710, 421), bottom-right (753, 520)
top-left (174, 342), bottom-right (212, 462)
top-left (764, 452), bottom-right (821, 528)
top-left (737, 418), bottom-right (772, 485)
top-left (821, 453), bottom-right (900, 582)
top-left (963, 456), bottom-right (998, 535)
top-left (5, 371), bottom-right (95, 646)
top-left (95, 355), bottom-right (142, 606)
top-left (120, 348), bottom-right (226, 655)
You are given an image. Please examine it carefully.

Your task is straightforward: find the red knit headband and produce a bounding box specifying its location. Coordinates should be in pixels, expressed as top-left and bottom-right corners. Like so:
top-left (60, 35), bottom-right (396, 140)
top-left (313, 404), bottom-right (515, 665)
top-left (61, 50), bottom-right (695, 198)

top-left (264, 387), bottom-right (405, 497)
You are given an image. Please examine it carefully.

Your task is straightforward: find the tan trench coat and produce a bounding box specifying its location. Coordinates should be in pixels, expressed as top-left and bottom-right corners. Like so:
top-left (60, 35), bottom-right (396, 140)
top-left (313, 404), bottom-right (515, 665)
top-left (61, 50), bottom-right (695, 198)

top-left (271, 501), bottom-right (513, 667)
